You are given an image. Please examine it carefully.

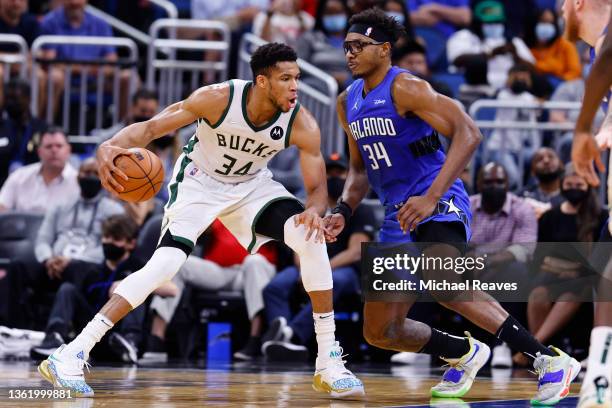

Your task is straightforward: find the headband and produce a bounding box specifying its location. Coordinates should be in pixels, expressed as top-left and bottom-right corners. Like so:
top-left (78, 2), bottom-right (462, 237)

top-left (347, 23), bottom-right (393, 43)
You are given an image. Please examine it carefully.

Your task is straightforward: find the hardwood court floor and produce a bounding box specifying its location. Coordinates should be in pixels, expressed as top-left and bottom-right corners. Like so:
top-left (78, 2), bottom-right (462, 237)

top-left (0, 360), bottom-right (580, 407)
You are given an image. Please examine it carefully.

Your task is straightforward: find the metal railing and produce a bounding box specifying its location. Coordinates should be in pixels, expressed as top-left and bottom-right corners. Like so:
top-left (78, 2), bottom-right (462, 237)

top-left (0, 34), bottom-right (28, 81)
top-left (31, 35), bottom-right (139, 135)
top-left (147, 19), bottom-right (230, 107)
top-left (237, 33), bottom-right (341, 154)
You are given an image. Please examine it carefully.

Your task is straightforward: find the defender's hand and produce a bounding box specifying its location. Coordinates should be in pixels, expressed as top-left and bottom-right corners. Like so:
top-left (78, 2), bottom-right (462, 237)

top-left (294, 209), bottom-right (326, 243)
top-left (572, 131), bottom-right (605, 187)
top-left (96, 143), bottom-right (135, 195)
top-left (323, 213), bottom-right (346, 242)
top-left (397, 195), bottom-right (438, 233)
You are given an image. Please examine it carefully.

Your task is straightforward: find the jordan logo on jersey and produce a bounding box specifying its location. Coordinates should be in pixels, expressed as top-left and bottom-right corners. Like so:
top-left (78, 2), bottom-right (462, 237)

top-left (270, 126), bottom-right (284, 140)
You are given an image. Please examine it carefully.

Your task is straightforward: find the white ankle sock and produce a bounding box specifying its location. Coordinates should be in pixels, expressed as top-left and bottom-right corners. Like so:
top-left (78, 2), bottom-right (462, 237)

top-left (62, 314), bottom-right (114, 360)
top-left (314, 311), bottom-right (336, 368)
top-left (583, 326), bottom-right (612, 386)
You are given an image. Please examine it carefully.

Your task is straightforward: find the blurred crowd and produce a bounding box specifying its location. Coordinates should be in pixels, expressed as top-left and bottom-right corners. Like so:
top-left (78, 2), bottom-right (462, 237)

top-left (0, 0), bottom-right (607, 369)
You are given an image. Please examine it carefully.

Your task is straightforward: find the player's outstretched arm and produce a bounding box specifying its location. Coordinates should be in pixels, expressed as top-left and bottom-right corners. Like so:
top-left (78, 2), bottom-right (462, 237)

top-left (290, 106), bottom-right (329, 243)
top-left (393, 74), bottom-right (482, 232)
top-left (97, 83), bottom-right (230, 195)
top-left (324, 91), bottom-right (370, 241)
top-left (572, 8), bottom-right (612, 187)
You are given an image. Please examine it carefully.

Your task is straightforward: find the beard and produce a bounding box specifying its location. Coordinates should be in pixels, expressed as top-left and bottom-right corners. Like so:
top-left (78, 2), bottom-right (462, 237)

top-left (563, 6), bottom-right (580, 42)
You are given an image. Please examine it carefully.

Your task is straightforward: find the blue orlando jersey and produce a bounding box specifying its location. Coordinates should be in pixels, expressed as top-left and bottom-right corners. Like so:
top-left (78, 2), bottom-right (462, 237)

top-left (345, 66), bottom-right (472, 242)
top-left (590, 26), bottom-right (610, 113)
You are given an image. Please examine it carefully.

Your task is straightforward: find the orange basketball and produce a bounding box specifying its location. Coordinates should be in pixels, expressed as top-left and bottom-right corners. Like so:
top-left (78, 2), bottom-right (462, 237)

top-left (113, 148), bottom-right (165, 203)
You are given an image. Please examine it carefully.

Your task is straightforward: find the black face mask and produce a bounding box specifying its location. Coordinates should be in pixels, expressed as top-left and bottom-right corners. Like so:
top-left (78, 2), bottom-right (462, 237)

top-left (327, 176), bottom-right (345, 202)
top-left (510, 80), bottom-right (529, 94)
top-left (481, 186), bottom-right (507, 213)
top-left (562, 188), bottom-right (588, 206)
top-left (535, 169), bottom-right (562, 183)
top-left (131, 115), bottom-right (151, 124)
top-left (103, 243), bottom-right (126, 262)
top-left (152, 135), bottom-right (174, 149)
top-left (78, 176), bottom-right (102, 199)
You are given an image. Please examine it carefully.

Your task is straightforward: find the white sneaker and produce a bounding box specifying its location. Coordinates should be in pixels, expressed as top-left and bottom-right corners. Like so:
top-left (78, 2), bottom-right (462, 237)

top-left (491, 343), bottom-right (512, 368)
top-left (430, 333), bottom-right (491, 398)
top-left (531, 346), bottom-right (581, 405)
top-left (38, 345), bottom-right (94, 397)
top-left (313, 342), bottom-right (365, 398)
top-left (0, 326), bottom-right (45, 359)
top-left (578, 375), bottom-right (612, 408)
top-left (390, 351), bottom-right (431, 365)
top-left (0, 326), bottom-right (45, 342)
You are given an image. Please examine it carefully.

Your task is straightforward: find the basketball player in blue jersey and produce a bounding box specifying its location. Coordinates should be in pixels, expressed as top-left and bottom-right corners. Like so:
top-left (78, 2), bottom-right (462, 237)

top-left (567, 1), bottom-right (612, 406)
top-left (325, 8), bottom-right (580, 405)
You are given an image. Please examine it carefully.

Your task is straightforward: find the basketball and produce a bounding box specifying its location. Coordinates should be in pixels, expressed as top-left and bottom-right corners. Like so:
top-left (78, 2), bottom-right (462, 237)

top-left (113, 147), bottom-right (164, 202)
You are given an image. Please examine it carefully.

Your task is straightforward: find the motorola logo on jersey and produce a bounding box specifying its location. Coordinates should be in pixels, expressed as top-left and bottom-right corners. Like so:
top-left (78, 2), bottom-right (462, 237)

top-left (348, 117), bottom-right (397, 140)
top-left (270, 126), bottom-right (284, 140)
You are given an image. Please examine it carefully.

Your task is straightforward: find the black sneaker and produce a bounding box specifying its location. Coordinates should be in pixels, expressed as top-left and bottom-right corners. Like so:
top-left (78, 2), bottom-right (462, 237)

top-left (262, 340), bottom-right (308, 362)
top-left (234, 336), bottom-right (262, 361)
top-left (261, 317), bottom-right (288, 349)
top-left (30, 332), bottom-right (64, 359)
top-left (108, 332), bottom-right (138, 364)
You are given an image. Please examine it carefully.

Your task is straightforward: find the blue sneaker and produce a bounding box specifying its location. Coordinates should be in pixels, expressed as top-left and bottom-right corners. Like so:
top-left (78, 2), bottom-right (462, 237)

top-left (430, 333), bottom-right (491, 398)
top-left (38, 344), bottom-right (94, 397)
top-left (530, 346), bottom-right (581, 406)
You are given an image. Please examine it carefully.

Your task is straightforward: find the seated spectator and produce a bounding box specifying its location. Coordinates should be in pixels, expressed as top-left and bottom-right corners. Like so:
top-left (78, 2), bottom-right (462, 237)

top-left (30, 215), bottom-right (177, 362)
top-left (0, 0), bottom-right (40, 105)
top-left (472, 0), bottom-right (536, 38)
top-left (520, 147), bottom-right (564, 217)
top-left (382, 0), bottom-right (415, 46)
top-left (0, 79), bottom-right (49, 185)
top-left (296, 0), bottom-right (352, 90)
top-left (522, 164), bottom-right (607, 366)
top-left (191, 0), bottom-right (267, 29)
top-left (408, 0), bottom-right (471, 39)
top-left (550, 47), bottom-right (605, 163)
top-left (525, 8), bottom-right (581, 82)
top-left (253, 0), bottom-right (315, 48)
top-left (392, 40), bottom-right (453, 97)
top-left (261, 154), bottom-right (376, 360)
top-left (38, 0), bottom-right (134, 120)
top-left (148, 220), bottom-right (278, 361)
top-left (0, 127), bottom-right (78, 212)
top-left (487, 63), bottom-right (540, 189)
top-left (447, 0), bottom-right (535, 89)
top-left (456, 54), bottom-right (497, 110)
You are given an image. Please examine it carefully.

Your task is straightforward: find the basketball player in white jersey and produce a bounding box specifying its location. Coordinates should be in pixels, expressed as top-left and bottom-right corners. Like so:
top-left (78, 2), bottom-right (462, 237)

top-left (37, 43), bottom-right (364, 399)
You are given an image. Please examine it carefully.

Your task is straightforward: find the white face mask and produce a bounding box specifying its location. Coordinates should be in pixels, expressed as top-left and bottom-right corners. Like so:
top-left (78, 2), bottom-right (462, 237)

top-left (482, 23), bottom-right (505, 39)
top-left (536, 22), bottom-right (556, 42)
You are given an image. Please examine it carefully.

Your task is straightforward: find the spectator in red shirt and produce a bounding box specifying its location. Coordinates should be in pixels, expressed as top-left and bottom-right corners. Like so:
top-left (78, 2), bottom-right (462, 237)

top-left (149, 219), bottom-right (277, 361)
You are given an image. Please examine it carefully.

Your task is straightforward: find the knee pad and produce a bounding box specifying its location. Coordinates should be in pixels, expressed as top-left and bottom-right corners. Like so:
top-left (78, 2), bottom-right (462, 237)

top-left (113, 247), bottom-right (187, 308)
top-left (283, 216), bottom-right (332, 292)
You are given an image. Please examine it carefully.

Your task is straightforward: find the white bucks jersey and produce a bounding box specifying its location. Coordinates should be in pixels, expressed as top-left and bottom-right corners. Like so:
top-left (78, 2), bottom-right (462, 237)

top-left (187, 79), bottom-right (301, 183)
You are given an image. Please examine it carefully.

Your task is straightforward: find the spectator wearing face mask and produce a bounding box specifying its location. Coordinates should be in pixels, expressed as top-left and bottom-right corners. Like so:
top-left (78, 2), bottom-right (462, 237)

top-left (521, 164), bottom-right (608, 366)
top-left (525, 8), bottom-right (581, 82)
top-left (253, 0), bottom-right (315, 48)
top-left (382, 0), bottom-right (415, 47)
top-left (447, 0), bottom-right (534, 89)
top-left (520, 147), bottom-right (565, 218)
top-left (487, 63), bottom-right (540, 189)
top-left (296, 0), bottom-right (352, 89)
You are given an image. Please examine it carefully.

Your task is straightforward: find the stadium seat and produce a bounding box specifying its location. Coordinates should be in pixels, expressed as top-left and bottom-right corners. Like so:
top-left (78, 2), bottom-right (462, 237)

top-left (415, 27), bottom-right (449, 72)
top-left (431, 72), bottom-right (465, 98)
top-left (0, 212), bottom-right (44, 261)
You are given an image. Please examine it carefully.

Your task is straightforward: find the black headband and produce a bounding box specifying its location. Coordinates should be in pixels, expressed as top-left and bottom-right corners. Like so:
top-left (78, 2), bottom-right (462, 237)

top-left (347, 23), bottom-right (393, 43)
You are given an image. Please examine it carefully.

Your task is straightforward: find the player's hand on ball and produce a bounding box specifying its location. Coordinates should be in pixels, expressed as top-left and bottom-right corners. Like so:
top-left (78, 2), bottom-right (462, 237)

top-left (294, 209), bottom-right (327, 243)
top-left (323, 213), bottom-right (345, 242)
top-left (96, 143), bottom-right (136, 195)
top-left (397, 194), bottom-right (437, 233)
top-left (572, 131), bottom-right (605, 187)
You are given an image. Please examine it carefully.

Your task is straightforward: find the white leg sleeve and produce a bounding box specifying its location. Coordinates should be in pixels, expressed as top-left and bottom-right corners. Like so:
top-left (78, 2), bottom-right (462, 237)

top-left (114, 247), bottom-right (187, 308)
top-left (283, 216), bottom-right (333, 292)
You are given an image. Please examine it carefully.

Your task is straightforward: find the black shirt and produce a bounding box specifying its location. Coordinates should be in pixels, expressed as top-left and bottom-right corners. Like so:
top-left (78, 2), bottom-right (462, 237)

top-left (538, 205), bottom-right (608, 242)
top-left (0, 116), bottom-right (48, 185)
top-left (0, 13), bottom-right (40, 50)
top-left (327, 204), bottom-right (378, 272)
